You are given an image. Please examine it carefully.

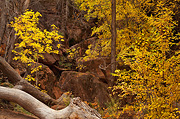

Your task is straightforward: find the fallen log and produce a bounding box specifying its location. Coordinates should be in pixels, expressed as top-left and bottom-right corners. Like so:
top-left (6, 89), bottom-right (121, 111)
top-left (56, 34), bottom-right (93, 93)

top-left (0, 86), bottom-right (102, 119)
top-left (0, 56), bottom-right (56, 105)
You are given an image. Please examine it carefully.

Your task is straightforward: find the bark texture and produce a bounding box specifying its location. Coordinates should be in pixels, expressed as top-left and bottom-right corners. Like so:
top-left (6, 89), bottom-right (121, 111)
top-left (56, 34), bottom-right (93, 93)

top-left (110, 0), bottom-right (117, 86)
top-left (0, 86), bottom-right (102, 119)
top-left (0, 56), bottom-right (56, 105)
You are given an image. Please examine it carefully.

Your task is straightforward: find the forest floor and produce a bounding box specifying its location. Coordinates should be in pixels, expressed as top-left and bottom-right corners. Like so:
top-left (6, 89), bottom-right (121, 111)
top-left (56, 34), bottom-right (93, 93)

top-left (0, 109), bottom-right (38, 119)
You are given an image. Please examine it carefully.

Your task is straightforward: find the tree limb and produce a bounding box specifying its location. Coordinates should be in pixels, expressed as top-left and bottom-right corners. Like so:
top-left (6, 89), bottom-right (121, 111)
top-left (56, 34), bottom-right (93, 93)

top-left (0, 86), bottom-right (102, 119)
top-left (0, 56), bottom-right (56, 105)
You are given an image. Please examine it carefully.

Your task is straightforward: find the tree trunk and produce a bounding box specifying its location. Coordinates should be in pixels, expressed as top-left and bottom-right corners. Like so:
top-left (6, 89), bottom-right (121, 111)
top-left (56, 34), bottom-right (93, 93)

top-left (110, 0), bottom-right (116, 86)
top-left (0, 86), bottom-right (102, 119)
top-left (0, 7), bottom-right (7, 44)
top-left (0, 0), bottom-right (31, 62)
top-left (22, 0), bottom-right (31, 11)
top-left (0, 56), bottom-right (56, 105)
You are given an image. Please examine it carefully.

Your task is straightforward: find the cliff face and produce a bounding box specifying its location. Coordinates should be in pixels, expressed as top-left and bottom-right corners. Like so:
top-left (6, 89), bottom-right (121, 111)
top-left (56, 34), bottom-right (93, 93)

top-left (0, 0), bottom-right (110, 111)
top-left (28, 0), bottom-right (93, 48)
top-left (0, 0), bottom-right (94, 60)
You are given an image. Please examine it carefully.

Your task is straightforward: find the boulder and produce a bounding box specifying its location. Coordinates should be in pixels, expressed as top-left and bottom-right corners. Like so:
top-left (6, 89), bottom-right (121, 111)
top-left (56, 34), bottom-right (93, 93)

top-left (40, 53), bottom-right (61, 65)
top-left (77, 57), bottom-right (111, 83)
top-left (11, 61), bottom-right (63, 99)
top-left (77, 57), bottom-right (131, 84)
top-left (0, 44), bottom-right (6, 57)
top-left (34, 63), bottom-right (63, 99)
top-left (59, 71), bottom-right (110, 106)
top-left (69, 37), bottom-right (96, 58)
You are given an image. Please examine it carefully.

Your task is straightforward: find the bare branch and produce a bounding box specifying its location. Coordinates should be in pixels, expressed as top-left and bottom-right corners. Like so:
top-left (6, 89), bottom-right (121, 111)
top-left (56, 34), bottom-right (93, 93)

top-left (0, 86), bottom-right (102, 119)
top-left (0, 56), bottom-right (56, 105)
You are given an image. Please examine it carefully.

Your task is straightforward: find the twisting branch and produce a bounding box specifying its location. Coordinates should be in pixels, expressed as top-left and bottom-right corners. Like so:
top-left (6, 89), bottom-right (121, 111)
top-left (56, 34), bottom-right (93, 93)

top-left (0, 56), bottom-right (56, 105)
top-left (0, 56), bottom-right (102, 118)
top-left (0, 86), bottom-right (102, 119)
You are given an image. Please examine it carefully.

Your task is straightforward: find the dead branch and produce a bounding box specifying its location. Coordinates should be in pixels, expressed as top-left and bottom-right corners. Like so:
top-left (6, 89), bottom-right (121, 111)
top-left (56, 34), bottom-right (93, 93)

top-left (0, 56), bottom-right (56, 105)
top-left (0, 86), bottom-right (102, 119)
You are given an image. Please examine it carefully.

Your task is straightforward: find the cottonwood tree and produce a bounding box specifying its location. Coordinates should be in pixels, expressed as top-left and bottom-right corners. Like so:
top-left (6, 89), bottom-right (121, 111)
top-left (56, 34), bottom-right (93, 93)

top-left (11, 10), bottom-right (64, 85)
top-left (73, 0), bottom-right (180, 118)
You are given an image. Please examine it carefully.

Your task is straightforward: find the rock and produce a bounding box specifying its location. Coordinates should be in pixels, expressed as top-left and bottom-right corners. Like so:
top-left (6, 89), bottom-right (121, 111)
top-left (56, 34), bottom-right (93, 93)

top-left (77, 57), bottom-right (111, 83)
top-left (10, 60), bottom-right (63, 100)
top-left (12, 61), bottom-right (62, 99)
top-left (34, 63), bottom-right (62, 99)
top-left (69, 37), bottom-right (97, 58)
top-left (40, 53), bottom-right (61, 65)
top-left (0, 44), bottom-right (6, 57)
top-left (59, 71), bottom-right (110, 107)
top-left (10, 61), bottom-right (27, 77)
top-left (77, 57), bottom-right (131, 84)
top-left (67, 25), bottom-right (83, 44)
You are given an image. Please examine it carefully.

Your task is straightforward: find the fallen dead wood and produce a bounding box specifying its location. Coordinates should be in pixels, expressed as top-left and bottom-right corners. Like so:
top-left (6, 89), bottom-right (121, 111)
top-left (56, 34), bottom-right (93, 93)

top-left (0, 56), bottom-right (102, 119)
top-left (0, 56), bottom-right (57, 105)
top-left (0, 86), bottom-right (102, 119)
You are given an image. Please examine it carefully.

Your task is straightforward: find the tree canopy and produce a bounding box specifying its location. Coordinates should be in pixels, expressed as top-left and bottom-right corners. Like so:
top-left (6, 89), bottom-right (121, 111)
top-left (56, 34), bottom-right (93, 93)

top-left (74, 0), bottom-right (180, 118)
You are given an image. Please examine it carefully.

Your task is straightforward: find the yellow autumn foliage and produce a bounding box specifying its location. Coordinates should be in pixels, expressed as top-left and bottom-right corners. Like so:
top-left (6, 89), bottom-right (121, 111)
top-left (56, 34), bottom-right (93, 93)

top-left (11, 10), bottom-right (64, 82)
top-left (75, 0), bottom-right (180, 118)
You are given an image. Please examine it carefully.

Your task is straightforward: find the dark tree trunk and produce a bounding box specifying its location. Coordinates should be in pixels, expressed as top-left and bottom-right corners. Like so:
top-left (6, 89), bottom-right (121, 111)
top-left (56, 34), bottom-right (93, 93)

top-left (110, 0), bottom-right (116, 86)
top-left (0, 7), bottom-right (7, 44)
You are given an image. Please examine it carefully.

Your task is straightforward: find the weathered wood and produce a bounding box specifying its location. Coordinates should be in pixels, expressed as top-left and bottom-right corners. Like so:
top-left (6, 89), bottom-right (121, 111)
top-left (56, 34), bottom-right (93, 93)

top-left (0, 86), bottom-right (102, 119)
top-left (0, 56), bottom-right (102, 118)
top-left (0, 56), bottom-right (56, 105)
